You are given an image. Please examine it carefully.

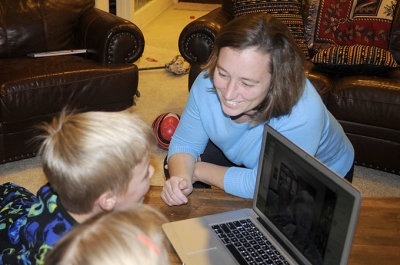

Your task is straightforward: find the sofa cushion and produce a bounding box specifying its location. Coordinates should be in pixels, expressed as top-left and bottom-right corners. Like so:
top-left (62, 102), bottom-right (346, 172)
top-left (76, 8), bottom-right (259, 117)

top-left (232, 0), bottom-right (310, 59)
top-left (328, 70), bottom-right (400, 131)
top-left (311, 44), bottom-right (399, 75)
top-left (305, 0), bottom-right (398, 56)
top-left (0, 0), bottom-right (94, 58)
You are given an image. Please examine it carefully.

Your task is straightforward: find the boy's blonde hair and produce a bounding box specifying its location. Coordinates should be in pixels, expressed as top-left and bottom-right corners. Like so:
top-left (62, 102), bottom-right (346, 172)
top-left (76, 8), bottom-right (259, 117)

top-left (38, 109), bottom-right (155, 214)
top-left (44, 204), bottom-right (170, 265)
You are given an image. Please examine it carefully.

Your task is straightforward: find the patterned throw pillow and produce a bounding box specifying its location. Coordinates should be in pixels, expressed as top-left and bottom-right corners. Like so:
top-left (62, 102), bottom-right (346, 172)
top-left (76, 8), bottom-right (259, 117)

top-left (311, 45), bottom-right (399, 74)
top-left (233, 0), bottom-right (310, 59)
top-left (305, 0), bottom-right (398, 56)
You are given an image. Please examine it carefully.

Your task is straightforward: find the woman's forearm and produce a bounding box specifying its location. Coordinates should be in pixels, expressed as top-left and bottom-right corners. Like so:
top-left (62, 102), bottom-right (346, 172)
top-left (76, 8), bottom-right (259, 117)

top-left (168, 153), bottom-right (196, 183)
top-left (193, 161), bottom-right (228, 190)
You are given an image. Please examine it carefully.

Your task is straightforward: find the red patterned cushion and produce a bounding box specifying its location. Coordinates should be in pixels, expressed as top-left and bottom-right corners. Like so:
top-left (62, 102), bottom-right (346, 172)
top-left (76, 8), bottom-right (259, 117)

top-left (233, 0), bottom-right (310, 59)
top-left (305, 0), bottom-right (397, 54)
top-left (305, 0), bottom-right (398, 55)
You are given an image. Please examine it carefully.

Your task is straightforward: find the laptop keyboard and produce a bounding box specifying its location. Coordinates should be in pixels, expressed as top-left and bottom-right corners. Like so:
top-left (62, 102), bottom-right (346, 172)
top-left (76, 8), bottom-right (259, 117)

top-left (212, 218), bottom-right (290, 265)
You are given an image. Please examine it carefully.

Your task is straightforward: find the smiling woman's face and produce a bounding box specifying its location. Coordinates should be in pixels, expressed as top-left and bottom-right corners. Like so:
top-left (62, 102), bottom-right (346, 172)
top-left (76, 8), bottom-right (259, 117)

top-left (213, 46), bottom-right (271, 123)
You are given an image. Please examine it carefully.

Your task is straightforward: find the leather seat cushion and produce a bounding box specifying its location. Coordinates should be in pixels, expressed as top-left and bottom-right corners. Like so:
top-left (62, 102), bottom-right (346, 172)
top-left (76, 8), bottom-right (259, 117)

top-left (328, 69), bottom-right (400, 131)
top-left (343, 122), bottom-right (400, 173)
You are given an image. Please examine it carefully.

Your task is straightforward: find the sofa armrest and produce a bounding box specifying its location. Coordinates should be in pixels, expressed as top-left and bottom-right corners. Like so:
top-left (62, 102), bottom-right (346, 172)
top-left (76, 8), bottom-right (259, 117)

top-left (78, 8), bottom-right (145, 64)
top-left (178, 7), bottom-right (231, 64)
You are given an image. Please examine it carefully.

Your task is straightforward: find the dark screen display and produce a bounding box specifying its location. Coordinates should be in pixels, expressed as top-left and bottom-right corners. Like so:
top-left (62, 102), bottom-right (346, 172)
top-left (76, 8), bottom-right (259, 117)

top-left (255, 134), bottom-right (355, 265)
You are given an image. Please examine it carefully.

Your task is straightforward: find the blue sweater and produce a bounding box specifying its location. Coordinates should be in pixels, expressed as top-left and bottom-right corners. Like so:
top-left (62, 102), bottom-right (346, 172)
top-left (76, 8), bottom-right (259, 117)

top-left (168, 71), bottom-right (354, 198)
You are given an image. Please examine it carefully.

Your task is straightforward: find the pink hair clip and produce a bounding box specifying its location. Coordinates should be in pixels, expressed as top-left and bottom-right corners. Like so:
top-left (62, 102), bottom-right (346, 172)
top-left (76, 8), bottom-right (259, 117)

top-left (137, 234), bottom-right (161, 256)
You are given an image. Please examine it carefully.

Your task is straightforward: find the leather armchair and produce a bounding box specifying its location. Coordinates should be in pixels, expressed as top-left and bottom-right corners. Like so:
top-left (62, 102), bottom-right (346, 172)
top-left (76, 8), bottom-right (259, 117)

top-left (178, 0), bottom-right (400, 175)
top-left (0, 0), bottom-right (145, 164)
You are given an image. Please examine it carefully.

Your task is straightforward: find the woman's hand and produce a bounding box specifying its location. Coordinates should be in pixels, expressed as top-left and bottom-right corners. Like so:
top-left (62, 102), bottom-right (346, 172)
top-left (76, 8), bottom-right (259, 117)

top-left (161, 153), bottom-right (196, 206)
top-left (161, 176), bottom-right (193, 206)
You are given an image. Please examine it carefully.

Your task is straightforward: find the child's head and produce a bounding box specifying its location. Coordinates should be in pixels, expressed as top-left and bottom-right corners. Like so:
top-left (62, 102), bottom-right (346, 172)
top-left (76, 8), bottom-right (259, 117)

top-left (38, 108), bottom-right (155, 214)
top-left (44, 204), bottom-right (170, 265)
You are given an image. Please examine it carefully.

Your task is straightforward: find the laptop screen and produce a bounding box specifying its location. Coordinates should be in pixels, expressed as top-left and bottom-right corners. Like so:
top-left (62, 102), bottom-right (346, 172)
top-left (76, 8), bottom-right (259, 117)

top-left (254, 126), bottom-right (360, 265)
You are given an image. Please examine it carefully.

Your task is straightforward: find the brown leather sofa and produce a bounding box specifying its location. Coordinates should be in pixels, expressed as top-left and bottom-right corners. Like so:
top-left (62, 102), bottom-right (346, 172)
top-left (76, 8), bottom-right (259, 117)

top-left (178, 0), bottom-right (400, 175)
top-left (0, 0), bottom-right (145, 164)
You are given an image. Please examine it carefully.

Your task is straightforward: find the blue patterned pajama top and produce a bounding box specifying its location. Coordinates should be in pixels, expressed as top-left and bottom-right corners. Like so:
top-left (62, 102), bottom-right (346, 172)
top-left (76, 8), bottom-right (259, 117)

top-left (0, 182), bottom-right (77, 265)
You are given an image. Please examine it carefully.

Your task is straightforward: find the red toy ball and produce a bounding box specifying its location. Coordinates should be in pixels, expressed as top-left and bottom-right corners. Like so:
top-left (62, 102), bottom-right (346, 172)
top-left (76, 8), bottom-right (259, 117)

top-left (152, 112), bottom-right (180, 150)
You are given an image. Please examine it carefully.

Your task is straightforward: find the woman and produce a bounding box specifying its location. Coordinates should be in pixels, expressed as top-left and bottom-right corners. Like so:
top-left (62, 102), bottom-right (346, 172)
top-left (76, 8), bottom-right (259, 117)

top-left (161, 13), bottom-right (354, 206)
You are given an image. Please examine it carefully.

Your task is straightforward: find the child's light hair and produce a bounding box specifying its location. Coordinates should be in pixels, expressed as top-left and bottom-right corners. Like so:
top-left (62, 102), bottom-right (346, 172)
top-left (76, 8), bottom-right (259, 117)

top-left (44, 205), bottom-right (170, 265)
top-left (37, 108), bottom-right (155, 214)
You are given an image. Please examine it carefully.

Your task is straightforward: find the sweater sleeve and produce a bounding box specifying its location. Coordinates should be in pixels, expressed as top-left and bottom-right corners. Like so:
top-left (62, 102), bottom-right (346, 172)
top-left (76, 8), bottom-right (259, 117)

top-left (224, 166), bottom-right (259, 199)
top-left (167, 72), bottom-right (212, 161)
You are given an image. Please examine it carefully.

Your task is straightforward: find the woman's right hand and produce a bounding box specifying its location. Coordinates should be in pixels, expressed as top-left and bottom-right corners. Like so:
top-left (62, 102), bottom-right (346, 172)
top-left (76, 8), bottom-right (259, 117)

top-left (161, 176), bottom-right (193, 206)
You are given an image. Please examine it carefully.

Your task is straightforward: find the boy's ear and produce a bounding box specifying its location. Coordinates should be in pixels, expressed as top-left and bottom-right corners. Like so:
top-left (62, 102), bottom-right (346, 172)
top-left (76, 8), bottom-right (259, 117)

top-left (96, 191), bottom-right (117, 211)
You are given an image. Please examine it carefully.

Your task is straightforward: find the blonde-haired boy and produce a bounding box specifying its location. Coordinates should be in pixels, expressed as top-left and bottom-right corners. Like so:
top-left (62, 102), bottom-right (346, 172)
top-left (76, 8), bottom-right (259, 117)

top-left (44, 204), bottom-right (170, 265)
top-left (0, 109), bottom-right (155, 264)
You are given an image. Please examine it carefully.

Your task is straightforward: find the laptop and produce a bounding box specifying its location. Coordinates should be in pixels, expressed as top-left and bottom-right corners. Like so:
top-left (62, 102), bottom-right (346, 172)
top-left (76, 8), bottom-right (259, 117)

top-left (162, 124), bottom-right (362, 265)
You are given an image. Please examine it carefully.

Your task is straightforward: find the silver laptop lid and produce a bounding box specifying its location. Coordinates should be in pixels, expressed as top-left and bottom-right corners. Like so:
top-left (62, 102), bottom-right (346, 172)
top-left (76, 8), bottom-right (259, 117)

top-left (252, 125), bottom-right (362, 265)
